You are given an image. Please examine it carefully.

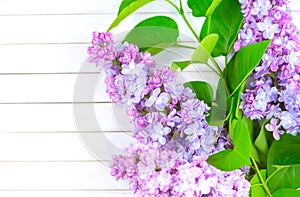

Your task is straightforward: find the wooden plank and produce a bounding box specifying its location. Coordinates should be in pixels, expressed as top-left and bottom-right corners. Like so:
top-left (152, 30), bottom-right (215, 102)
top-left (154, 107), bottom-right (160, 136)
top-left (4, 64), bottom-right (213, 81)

top-left (0, 0), bottom-right (298, 15)
top-left (0, 42), bottom-right (201, 74)
top-left (0, 133), bottom-right (134, 161)
top-left (0, 162), bottom-right (128, 190)
top-left (0, 191), bottom-right (133, 197)
top-left (0, 72), bottom-right (218, 103)
top-left (0, 44), bottom-right (99, 73)
top-left (0, 103), bottom-right (123, 132)
top-left (0, 73), bottom-right (109, 103)
top-left (0, 0), bottom-right (186, 15)
top-left (0, 71), bottom-right (219, 132)
top-left (0, 14), bottom-right (203, 44)
top-left (0, 6), bottom-right (298, 45)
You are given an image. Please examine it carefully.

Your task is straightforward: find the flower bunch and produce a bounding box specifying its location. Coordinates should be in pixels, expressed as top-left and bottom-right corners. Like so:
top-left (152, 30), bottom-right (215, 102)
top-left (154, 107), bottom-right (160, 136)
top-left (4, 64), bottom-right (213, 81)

top-left (88, 32), bottom-right (221, 160)
top-left (87, 0), bottom-right (300, 195)
top-left (87, 32), bottom-right (250, 196)
top-left (110, 142), bottom-right (250, 197)
top-left (236, 0), bottom-right (300, 139)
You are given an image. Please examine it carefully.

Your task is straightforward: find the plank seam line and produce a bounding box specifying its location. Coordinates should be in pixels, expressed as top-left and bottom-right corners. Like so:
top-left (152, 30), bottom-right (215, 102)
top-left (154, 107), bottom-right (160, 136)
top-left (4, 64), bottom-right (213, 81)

top-left (0, 40), bottom-right (198, 45)
top-left (0, 189), bottom-right (131, 192)
top-left (0, 11), bottom-right (190, 16)
top-left (0, 102), bottom-right (111, 105)
top-left (0, 70), bottom-right (213, 76)
top-left (0, 131), bottom-right (129, 133)
top-left (0, 160), bottom-right (110, 163)
top-left (0, 72), bottom-right (100, 75)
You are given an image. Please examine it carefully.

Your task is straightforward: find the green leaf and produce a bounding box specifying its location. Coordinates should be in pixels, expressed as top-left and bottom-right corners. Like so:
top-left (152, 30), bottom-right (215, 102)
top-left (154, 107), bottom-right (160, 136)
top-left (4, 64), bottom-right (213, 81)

top-left (207, 119), bottom-right (251, 171)
top-left (201, 34), bottom-right (219, 53)
top-left (226, 40), bottom-right (271, 93)
top-left (216, 78), bottom-right (227, 108)
top-left (210, 106), bottom-right (226, 127)
top-left (241, 116), bottom-right (260, 163)
top-left (171, 61), bottom-right (192, 71)
top-left (250, 169), bottom-right (267, 197)
top-left (228, 84), bottom-right (245, 136)
top-left (184, 81), bottom-right (213, 108)
top-left (206, 0), bottom-right (222, 16)
top-left (187, 0), bottom-right (214, 17)
top-left (192, 34), bottom-right (219, 64)
top-left (267, 135), bottom-right (300, 192)
top-left (108, 0), bottom-right (154, 31)
top-left (255, 123), bottom-right (269, 156)
top-left (251, 142), bottom-right (260, 163)
top-left (254, 122), bottom-right (272, 168)
top-left (273, 189), bottom-right (300, 197)
top-left (200, 0), bottom-right (243, 57)
top-left (184, 81), bottom-right (213, 123)
top-left (124, 16), bottom-right (179, 55)
top-left (118, 0), bottom-right (136, 15)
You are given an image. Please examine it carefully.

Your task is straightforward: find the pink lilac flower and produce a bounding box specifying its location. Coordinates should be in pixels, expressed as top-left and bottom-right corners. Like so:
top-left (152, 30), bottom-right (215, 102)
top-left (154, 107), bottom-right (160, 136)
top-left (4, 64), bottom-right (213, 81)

top-left (88, 32), bottom-right (216, 159)
top-left (237, 0), bottom-right (300, 139)
top-left (110, 141), bottom-right (250, 197)
top-left (265, 118), bottom-right (284, 140)
top-left (88, 32), bottom-right (251, 196)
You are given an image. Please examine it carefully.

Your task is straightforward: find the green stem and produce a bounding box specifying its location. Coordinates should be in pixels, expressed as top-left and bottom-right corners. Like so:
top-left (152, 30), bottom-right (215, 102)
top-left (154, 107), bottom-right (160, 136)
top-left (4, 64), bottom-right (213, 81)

top-left (174, 43), bottom-right (196, 50)
top-left (251, 157), bottom-right (272, 197)
top-left (205, 63), bottom-right (221, 76)
top-left (164, 0), bottom-right (231, 96)
top-left (164, 0), bottom-right (180, 12)
top-left (210, 57), bottom-right (231, 95)
top-left (180, 11), bottom-right (201, 43)
top-left (164, 0), bottom-right (201, 43)
top-left (179, 0), bottom-right (183, 11)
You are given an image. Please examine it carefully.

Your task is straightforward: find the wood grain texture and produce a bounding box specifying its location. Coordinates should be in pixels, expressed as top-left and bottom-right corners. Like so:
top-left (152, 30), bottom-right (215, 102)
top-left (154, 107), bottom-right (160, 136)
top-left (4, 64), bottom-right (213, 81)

top-left (0, 14), bottom-right (204, 44)
top-left (0, 72), bottom-right (218, 103)
top-left (0, 162), bottom-right (128, 189)
top-left (0, 132), bottom-right (134, 161)
top-left (0, 0), bottom-right (299, 196)
top-left (0, 191), bottom-right (132, 197)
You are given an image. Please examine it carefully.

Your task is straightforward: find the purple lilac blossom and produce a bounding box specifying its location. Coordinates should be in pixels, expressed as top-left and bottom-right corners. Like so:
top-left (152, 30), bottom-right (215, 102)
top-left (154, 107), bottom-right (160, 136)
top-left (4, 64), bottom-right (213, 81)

top-left (88, 32), bottom-right (250, 196)
top-left (236, 0), bottom-right (300, 139)
top-left (110, 142), bottom-right (250, 197)
top-left (87, 31), bottom-right (217, 159)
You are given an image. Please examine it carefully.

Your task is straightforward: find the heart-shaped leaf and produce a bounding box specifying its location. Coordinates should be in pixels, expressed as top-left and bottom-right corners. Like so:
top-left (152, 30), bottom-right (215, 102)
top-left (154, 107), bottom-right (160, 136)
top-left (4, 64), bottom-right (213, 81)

top-left (124, 16), bottom-right (179, 55)
top-left (273, 189), bottom-right (300, 197)
top-left (200, 0), bottom-right (243, 57)
top-left (108, 0), bottom-right (154, 31)
top-left (207, 119), bottom-right (251, 171)
top-left (226, 40), bottom-right (271, 94)
top-left (267, 135), bottom-right (300, 192)
top-left (255, 122), bottom-right (269, 156)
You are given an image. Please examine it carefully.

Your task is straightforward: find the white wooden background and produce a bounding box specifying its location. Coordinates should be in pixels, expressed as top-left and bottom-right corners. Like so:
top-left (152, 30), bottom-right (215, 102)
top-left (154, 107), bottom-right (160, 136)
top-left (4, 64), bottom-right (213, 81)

top-left (0, 0), bottom-right (299, 196)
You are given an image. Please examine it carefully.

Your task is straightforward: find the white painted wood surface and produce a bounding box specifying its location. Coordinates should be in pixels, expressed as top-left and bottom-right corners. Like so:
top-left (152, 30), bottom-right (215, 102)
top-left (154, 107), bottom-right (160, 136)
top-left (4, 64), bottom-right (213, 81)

top-left (0, 0), bottom-right (299, 196)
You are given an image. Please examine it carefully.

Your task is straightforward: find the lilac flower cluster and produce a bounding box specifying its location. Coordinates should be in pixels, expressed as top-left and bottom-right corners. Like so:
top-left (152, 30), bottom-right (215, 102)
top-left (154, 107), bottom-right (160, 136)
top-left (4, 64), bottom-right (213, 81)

top-left (87, 32), bottom-right (218, 159)
top-left (110, 142), bottom-right (250, 197)
top-left (236, 0), bottom-right (300, 139)
top-left (88, 32), bottom-right (250, 196)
